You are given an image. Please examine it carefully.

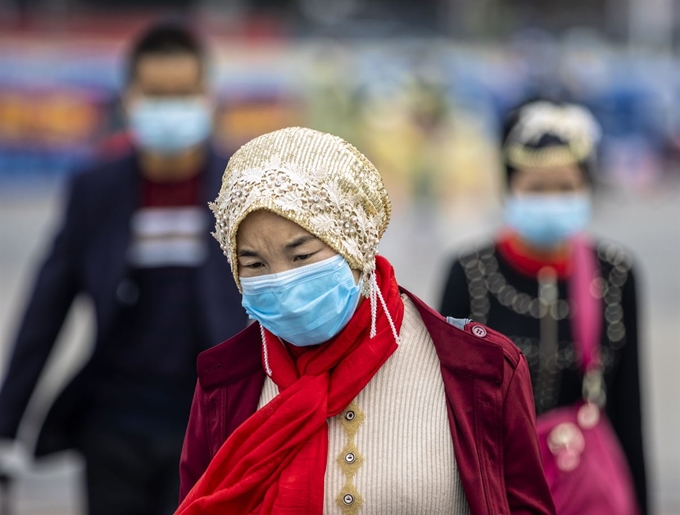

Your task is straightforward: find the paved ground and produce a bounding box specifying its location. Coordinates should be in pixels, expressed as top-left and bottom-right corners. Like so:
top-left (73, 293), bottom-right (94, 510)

top-left (1, 182), bottom-right (678, 514)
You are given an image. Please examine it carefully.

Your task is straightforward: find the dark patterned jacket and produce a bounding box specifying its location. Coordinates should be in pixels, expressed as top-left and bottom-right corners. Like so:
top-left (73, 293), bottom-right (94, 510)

top-left (439, 239), bottom-right (647, 514)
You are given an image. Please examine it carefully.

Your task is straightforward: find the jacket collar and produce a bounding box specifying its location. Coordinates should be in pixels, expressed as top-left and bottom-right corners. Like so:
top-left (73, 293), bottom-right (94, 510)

top-left (197, 287), bottom-right (505, 390)
top-left (399, 288), bottom-right (504, 385)
top-left (198, 323), bottom-right (262, 389)
top-left (107, 144), bottom-right (223, 220)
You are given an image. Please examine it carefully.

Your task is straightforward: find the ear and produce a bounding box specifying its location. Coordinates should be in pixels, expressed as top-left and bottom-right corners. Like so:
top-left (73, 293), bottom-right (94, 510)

top-left (351, 269), bottom-right (361, 284)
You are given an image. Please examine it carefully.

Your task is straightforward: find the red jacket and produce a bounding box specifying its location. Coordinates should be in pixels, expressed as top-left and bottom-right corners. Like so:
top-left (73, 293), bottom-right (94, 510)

top-left (179, 289), bottom-right (556, 515)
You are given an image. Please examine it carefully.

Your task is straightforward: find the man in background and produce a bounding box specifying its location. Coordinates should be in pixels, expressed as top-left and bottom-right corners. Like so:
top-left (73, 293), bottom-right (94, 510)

top-left (0, 21), bottom-right (246, 515)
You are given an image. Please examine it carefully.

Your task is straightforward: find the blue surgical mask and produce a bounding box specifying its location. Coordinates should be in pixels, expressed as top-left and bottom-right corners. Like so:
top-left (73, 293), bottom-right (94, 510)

top-left (504, 193), bottom-right (592, 247)
top-left (129, 97), bottom-right (212, 154)
top-left (240, 255), bottom-right (362, 347)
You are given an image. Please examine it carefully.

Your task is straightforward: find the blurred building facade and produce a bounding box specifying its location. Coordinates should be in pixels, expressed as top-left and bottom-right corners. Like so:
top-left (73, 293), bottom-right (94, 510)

top-left (0, 2), bottom-right (678, 201)
top-left (1, 0), bottom-right (678, 44)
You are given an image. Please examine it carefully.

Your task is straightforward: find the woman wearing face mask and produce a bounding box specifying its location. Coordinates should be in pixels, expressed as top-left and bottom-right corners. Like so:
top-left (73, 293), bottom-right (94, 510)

top-left (440, 101), bottom-right (647, 514)
top-left (175, 127), bottom-right (555, 515)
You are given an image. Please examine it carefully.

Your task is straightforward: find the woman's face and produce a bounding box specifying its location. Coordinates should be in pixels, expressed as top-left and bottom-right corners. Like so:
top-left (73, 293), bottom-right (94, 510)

top-left (237, 210), bottom-right (357, 279)
top-left (509, 164), bottom-right (589, 195)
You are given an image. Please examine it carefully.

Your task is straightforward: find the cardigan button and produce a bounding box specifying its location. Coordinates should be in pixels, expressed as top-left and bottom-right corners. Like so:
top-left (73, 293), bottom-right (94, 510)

top-left (344, 452), bottom-right (356, 464)
top-left (471, 325), bottom-right (487, 338)
top-left (344, 410), bottom-right (356, 421)
top-left (342, 494), bottom-right (354, 505)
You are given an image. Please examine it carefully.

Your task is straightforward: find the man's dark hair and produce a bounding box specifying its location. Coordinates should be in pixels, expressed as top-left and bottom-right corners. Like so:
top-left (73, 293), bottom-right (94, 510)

top-left (126, 21), bottom-right (205, 84)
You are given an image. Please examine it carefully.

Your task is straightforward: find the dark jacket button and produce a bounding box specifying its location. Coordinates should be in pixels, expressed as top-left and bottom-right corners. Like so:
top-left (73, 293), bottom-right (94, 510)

top-left (116, 279), bottom-right (139, 306)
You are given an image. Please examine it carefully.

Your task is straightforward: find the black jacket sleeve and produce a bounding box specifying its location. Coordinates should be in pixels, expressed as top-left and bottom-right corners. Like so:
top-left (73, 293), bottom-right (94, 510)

top-left (605, 266), bottom-right (648, 514)
top-left (438, 258), bottom-right (471, 319)
top-left (0, 176), bottom-right (82, 439)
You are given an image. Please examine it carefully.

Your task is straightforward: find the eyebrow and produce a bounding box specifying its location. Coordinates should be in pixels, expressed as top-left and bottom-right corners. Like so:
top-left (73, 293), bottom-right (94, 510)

top-left (285, 235), bottom-right (318, 250)
top-left (237, 249), bottom-right (260, 258)
top-left (237, 235), bottom-right (318, 258)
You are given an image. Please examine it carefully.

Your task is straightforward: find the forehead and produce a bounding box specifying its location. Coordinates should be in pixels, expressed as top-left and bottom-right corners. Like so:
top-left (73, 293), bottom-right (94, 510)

top-left (131, 53), bottom-right (203, 93)
top-left (236, 210), bottom-right (312, 244)
top-left (514, 164), bottom-right (584, 183)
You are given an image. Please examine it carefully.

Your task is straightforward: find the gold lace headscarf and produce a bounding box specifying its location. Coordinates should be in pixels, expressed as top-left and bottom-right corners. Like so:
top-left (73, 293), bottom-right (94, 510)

top-left (210, 127), bottom-right (391, 293)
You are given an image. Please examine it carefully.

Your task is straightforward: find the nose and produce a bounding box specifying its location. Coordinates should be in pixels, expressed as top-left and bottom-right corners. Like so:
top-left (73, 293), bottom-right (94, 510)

top-left (268, 264), bottom-right (297, 275)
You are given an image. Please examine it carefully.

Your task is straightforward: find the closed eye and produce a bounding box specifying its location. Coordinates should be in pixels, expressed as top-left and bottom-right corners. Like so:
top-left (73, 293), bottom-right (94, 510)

top-left (526, 184), bottom-right (545, 193)
top-left (294, 252), bottom-right (315, 262)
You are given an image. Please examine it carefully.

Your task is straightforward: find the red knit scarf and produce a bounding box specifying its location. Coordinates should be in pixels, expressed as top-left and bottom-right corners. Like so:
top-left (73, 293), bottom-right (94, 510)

top-left (175, 256), bottom-right (404, 515)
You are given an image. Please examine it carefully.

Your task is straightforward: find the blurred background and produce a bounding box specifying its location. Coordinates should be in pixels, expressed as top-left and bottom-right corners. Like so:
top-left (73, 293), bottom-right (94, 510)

top-left (0, 0), bottom-right (678, 513)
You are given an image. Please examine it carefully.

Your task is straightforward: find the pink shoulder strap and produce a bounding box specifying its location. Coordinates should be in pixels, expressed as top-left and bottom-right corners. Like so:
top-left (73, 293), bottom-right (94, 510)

top-left (569, 234), bottom-right (602, 372)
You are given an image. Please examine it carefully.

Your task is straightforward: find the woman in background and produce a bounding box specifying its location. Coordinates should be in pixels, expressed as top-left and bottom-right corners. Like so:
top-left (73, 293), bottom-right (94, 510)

top-left (440, 100), bottom-right (647, 513)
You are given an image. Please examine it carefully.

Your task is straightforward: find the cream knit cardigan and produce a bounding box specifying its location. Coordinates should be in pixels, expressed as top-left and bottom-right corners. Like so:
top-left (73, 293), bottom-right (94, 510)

top-left (258, 296), bottom-right (471, 515)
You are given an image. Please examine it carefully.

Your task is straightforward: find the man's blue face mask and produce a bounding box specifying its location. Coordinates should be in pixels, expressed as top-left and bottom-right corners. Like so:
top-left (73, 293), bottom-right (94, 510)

top-left (240, 255), bottom-right (362, 347)
top-left (129, 96), bottom-right (212, 154)
top-left (504, 192), bottom-right (592, 247)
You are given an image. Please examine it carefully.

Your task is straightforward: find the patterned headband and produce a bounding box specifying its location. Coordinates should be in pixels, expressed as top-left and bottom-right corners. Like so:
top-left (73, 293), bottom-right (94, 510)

top-left (504, 101), bottom-right (601, 170)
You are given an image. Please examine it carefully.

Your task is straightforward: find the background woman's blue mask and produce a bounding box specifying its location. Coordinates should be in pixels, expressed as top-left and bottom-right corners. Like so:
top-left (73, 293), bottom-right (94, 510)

top-left (129, 97), bottom-right (212, 154)
top-left (504, 193), bottom-right (592, 247)
top-left (240, 255), bottom-right (361, 347)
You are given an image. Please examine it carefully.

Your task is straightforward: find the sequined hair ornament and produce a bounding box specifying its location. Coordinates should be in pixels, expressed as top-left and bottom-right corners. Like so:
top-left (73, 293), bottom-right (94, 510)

top-left (504, 101), bottom-right (602, 169)
top-left (210, 127), bottom-right (392, 296)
